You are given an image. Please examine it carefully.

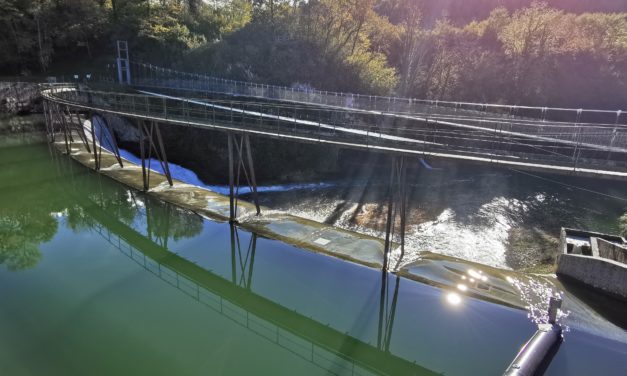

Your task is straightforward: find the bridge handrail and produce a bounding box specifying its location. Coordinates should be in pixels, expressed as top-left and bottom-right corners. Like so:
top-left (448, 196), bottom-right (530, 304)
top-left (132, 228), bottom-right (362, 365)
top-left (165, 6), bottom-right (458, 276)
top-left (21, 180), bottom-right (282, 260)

top-left (128, 84), bottom-right (627, 130)
top-left (45, 84), bottom-right (627, 131)
top-left (42, 85), bottom-right (627, 156)
top-left (42, 85), bottom-right (627, 179)
top-left (131, 61), bottom-right (626, 118)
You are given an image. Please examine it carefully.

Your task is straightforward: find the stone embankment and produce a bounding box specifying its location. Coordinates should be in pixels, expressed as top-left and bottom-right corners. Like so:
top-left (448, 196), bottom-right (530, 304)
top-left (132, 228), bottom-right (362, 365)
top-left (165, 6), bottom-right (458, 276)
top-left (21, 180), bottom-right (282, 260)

top-left (0, 82), bottom-right (42, 114)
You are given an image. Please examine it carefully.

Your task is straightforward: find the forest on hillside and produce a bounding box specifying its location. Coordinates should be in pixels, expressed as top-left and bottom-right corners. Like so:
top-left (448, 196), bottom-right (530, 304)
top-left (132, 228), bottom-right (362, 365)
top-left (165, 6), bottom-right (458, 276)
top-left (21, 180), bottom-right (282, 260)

top-left (1, 0), bottom-right (626, 109)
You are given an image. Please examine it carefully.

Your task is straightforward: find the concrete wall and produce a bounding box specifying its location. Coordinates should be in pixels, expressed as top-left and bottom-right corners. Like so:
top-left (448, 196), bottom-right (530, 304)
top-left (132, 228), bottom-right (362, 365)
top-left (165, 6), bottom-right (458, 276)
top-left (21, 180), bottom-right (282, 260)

top-left (597, 238), bottom-right (627, 264)
top-left (557, 253), bottom-right (627, 300)
top-left (102, 111), bottom-right (343, 184)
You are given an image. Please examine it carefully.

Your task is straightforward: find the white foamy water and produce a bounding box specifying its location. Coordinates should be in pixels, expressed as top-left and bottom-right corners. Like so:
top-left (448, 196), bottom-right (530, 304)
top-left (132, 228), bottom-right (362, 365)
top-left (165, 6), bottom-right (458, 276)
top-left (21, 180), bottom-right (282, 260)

top-left (90, 115), bottom-right (624, 271)
top-left (92, 115), bottom-right (335, 196)
top-left (269, 195), bottom-right (529, 270)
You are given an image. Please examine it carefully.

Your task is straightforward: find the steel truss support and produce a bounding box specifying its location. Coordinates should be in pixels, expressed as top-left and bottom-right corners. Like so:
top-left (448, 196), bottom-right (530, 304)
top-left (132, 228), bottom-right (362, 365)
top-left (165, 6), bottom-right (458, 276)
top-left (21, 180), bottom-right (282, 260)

top-left (229, 224), bottom-right (257, 290)
top-left (42, 100), bottom-right (55, 143)
top-left (377, 270), bottom-right (400, 353)
top-left (383, 155), bottom-right (408, 270)
top-left (85, 111), bottom-right (124, 172)
top-left (47, 102), bottom-right (96, 158)
top-left (88, 113), bottom-right (125, 171)
top-left (90, 111), bottom-right (103, 171)
top-left (49, 102), bottom-right (73, 154)
top-left (227, 132), bottom-right (261, 223)
top-left (66, 108), bottom-right (92, 154)
top-left (138, 120), bottom-right (173, 191)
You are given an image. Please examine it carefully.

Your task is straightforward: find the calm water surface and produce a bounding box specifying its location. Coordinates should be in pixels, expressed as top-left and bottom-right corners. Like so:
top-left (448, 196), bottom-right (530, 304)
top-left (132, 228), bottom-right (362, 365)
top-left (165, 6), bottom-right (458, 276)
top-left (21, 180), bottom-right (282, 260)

top-left (1, 129), bottom-right (627, 375)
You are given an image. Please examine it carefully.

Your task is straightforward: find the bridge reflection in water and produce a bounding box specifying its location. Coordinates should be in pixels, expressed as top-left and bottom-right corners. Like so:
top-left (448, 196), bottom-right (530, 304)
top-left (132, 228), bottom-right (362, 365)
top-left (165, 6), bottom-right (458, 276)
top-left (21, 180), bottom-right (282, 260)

top-left (47, 143), bottom-right (540, 376)
top-left (94, 222), bottom-right (407, 376)
top-left (49, 151), bottom-right (433, 376)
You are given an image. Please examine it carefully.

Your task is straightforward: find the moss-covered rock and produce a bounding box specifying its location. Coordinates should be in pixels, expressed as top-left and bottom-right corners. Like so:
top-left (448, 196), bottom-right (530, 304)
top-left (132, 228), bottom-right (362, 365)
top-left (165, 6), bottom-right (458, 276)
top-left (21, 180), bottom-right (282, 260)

top-left (506, 227), bottom-right (560, 272)
top-left (619, 213), bottom-right (627, 237)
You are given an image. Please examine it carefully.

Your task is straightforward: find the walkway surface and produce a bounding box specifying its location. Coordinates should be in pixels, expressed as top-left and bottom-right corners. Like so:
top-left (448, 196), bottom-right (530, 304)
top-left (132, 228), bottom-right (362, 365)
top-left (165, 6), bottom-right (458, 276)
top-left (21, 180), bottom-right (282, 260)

top-left (42, 83), bottom-right (627, 180)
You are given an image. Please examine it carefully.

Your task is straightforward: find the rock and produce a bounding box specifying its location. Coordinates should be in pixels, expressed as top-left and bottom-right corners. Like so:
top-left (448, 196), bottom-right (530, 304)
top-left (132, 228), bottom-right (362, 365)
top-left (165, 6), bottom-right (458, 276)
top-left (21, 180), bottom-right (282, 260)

top-left (101, 114), bottom-right (141, 143)
top-left (0, 82), bottom-right (42, 114)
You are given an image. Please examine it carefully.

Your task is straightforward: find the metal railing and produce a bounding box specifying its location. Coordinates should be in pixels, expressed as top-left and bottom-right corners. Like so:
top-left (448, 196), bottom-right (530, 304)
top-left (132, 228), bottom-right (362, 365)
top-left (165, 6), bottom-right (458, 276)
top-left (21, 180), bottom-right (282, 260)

top-left (130, 62), bottom-right (626, 125)
top-left (42, 85), bottom-right (627, 177)
top-left (128, 63), bottom-right (627, 159)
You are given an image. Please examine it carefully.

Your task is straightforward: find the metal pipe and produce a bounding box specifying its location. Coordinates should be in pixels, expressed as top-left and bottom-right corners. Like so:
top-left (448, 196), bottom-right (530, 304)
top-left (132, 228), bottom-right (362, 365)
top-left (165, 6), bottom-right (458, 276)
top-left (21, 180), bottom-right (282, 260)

top-left (227, 133), bottom-right (236, 222)
top-left (503, 298), bottom-right (563, 376)
top-left (138, 121), bottom-right (148, 191)
top-left (243, 134), bottom-right (261, 216)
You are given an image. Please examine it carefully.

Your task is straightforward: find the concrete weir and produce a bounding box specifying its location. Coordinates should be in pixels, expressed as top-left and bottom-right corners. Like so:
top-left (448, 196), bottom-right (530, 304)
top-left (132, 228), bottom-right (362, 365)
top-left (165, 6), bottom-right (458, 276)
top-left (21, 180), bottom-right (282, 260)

top-left (557, 228), bottom-right (627, 301)
top-left (53, 129), bottom-right (541, 312)
top-left (48, 117), bottom-right (587, 375)
top-left (53, 134), bottom-right (389, 269)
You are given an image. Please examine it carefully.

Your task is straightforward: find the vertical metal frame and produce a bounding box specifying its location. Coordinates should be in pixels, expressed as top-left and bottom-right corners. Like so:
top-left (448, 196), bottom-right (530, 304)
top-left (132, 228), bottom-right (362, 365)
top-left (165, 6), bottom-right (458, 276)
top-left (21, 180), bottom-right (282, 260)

top-left (383, 155), bottom-right (408, 270)
top-left (137, 120), bottom-right (173, 191)
top-left (227, 132), bottom-right (261, 222)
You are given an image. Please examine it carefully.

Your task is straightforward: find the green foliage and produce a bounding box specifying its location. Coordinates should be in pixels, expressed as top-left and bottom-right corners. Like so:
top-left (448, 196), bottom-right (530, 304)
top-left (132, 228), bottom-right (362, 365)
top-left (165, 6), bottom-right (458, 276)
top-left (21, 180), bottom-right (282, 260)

top-left (620, 213), bottom-right (627, 237)
top-left (0, 212), bottom-right (55, 271)
top-left (0, 0), bottom-right (625, 108)
top-left (388, 1), bottom-right (627, 108)
top-left (182, 0), bottom-right (400, 94)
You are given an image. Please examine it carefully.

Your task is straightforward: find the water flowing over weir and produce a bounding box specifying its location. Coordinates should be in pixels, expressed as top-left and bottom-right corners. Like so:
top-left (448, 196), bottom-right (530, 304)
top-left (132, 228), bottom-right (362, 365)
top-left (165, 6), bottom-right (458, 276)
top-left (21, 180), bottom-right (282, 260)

top-left (3, 116), bottom-right (627, 376)
top-left (93, 108), bottom-right (626, 271)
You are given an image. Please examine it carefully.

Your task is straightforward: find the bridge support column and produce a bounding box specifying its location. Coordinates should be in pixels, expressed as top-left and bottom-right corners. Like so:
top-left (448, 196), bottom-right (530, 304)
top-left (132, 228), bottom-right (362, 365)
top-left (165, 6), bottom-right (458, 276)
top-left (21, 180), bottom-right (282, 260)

top-left (230, 224), bottom-right (257, 290)
top-left (42, 100), bottom-right (55, 143)
top-left (67, 108), bottom-right (92, 155)
top-left (49, 102), bottom-right (72, 154)
top-left (383, 155), bottom-right (408, 270)
top-left (101, 115), bottom-right (125, 169)
top-left (90, 111), bottom-right (103, 171)
top-left (377, 270), bottom-right (400, 352)
top-left (138, 121), bottom-right (173, 191)
top-left (87, 113), bottom-right (125, 170)
top-left (227, 132), bottom-right (261, 223)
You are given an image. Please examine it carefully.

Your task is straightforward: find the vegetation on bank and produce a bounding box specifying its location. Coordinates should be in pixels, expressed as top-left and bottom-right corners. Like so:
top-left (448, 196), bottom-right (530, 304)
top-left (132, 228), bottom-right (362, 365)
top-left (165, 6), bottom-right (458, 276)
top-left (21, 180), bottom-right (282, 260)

top-left (620, 214), bottom-right (627, 237)
top-left (1, 1), bottom-right (625, 108)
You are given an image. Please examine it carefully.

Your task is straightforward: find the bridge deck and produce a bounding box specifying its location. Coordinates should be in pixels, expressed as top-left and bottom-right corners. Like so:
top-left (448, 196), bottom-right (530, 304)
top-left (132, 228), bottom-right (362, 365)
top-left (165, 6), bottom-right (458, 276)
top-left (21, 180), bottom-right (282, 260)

top-left (43, 85), bottom-right (627, 180)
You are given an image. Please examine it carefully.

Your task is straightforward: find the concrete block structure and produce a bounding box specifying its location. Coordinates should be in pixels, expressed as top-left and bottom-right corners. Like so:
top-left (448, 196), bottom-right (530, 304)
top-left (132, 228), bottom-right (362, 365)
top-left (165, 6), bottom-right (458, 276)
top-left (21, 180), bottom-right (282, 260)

top-left (557, 228), bottom-right (627, 301)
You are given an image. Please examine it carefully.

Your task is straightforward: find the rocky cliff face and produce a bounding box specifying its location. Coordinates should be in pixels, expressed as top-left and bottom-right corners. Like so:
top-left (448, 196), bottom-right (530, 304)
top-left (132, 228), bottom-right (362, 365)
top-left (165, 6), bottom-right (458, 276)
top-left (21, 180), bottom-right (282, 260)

top-left (102, 113), bottom-right (141, 143)
top-left (0, 82), bottom-right (42, 114)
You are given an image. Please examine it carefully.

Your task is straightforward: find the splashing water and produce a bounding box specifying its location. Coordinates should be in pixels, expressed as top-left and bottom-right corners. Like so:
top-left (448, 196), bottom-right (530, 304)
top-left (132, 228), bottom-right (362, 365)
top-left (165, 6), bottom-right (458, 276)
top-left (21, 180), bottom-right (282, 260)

top-left (509, 276), bottom-right (570, 331)
top-left (90, 115), bottom-right (625, 271)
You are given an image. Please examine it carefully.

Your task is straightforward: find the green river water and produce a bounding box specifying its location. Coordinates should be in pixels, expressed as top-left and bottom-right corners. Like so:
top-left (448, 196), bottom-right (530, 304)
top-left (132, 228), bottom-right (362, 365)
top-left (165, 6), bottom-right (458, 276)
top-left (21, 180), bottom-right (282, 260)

top-left (1, 118), bottom-right (627, 375)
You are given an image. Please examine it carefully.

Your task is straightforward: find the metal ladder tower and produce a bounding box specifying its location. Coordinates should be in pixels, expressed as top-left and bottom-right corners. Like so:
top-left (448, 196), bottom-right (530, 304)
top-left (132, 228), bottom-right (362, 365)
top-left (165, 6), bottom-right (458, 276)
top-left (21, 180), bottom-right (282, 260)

top-left (116, 40), bottom-right (131, 85)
